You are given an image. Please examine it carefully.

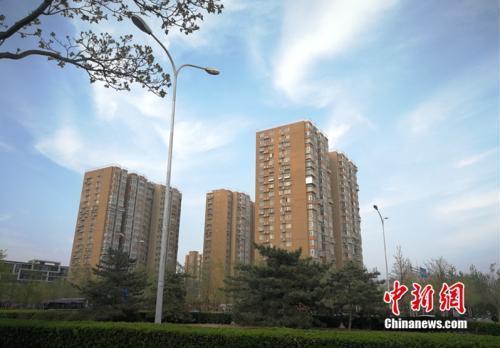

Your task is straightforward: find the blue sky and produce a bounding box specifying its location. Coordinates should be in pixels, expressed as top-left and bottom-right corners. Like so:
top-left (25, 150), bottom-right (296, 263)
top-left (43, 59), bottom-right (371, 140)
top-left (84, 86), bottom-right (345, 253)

top-left (0, 0), bottom-right (498, 274)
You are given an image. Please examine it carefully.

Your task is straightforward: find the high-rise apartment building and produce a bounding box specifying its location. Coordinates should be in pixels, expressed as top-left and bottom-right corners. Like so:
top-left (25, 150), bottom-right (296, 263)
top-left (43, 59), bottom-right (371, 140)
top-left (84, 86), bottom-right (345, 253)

top-left (70, 167), bottom-right (126, 273)
top-left (184, 251), bottom-right (202, 279)
top-left (201, 189), bottom-right (254, 305)
top-left (69, 166), bottom-right (181, 281)
top-left (255, 121), bottom-right (335, 263)
top-left (184, 250), bottom-right (203, 302)
top-left (328, 151), bottom-right (363, 267)
top-left (121, 173), bottom-right (155, 268)
top-left (146, 184), bottom-right (182, 274)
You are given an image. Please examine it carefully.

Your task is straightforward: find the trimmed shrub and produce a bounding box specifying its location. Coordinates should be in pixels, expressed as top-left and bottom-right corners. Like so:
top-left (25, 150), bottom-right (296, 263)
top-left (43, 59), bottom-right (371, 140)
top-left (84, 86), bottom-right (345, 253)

top-left (191, 312), bottom-right (232, 324)
top-left (0, 310), bottom-right (81, 321)
top-left (468, 321), bottom-right (500, 336)
top-left (0, 309), bottom-right (140, 322)
top-left (313, 315), bottom-right (385, 330)
top-left (0, 319), bottom-right (499, 348)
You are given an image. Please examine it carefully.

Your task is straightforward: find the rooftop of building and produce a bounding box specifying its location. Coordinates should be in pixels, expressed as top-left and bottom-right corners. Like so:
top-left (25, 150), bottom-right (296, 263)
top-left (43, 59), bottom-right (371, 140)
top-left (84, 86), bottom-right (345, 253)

top-left (207, 188), bottom-right (253, 199)
top-left (82, 165), bottom-right (181, 193)
top-left (255, 119), bottom-right (318, 134)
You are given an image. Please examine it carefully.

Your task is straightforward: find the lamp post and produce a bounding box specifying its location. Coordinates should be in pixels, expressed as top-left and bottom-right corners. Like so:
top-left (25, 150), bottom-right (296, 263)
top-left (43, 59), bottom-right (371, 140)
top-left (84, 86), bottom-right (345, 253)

top-left (373, 205), bottom-right (389, 292)
top-left (131, 15), bottom-right (219, 324)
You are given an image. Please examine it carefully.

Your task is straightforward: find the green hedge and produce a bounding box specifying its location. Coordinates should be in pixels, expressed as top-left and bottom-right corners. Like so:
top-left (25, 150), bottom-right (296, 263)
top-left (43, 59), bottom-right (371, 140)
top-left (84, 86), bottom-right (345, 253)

top-left (468, 321), bottom-right (500, 336)
top-left (137, 311), bottom-right (232, 324)
top-left (0, 309), bottom-right (81, 321)
top-left (0, 309), bottom-right (140, 322)
top-left (0, 310), bottom-right (231, 324)
top-left (313, 315), bottom-right (385, 330)
top-left (191, 312), bottom-right (232, 324)
top-left (1, 310), bottom-right (499, 337)
top-left (0, 319), bottom-right (499, 348)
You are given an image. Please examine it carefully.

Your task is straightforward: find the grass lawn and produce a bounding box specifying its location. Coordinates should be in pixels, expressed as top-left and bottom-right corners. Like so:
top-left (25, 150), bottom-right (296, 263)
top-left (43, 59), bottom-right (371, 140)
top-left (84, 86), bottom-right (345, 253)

top-left (1, 319), bottom-right (499, 347)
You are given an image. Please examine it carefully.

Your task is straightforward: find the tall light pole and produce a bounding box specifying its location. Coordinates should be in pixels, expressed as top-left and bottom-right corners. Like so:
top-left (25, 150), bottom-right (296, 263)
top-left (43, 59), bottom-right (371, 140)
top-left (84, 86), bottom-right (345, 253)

top-left (373, 205), bottom-right (389, 292)
top-left (131, 15), bottom-right (219, 324)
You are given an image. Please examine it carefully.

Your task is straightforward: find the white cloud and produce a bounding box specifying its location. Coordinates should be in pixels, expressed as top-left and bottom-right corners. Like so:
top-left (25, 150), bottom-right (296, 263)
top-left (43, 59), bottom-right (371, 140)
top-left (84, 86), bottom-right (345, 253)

top-left (272, 0), bottom-right (397, 104)
top-left (436, 190), bottom-right (499, 216)
top-left (360, 193), bottom-right (424, 216)
top-left (0, 140), bottom-right (13, 152)
top-left (324, 99), bottom-right (375, 148)
top-left (93, 83), bottom-right (169, 121)
top-left (455, 148), bottom-right (497, 168)
top-left (34, 81), bottom-right (249, 182)
top-left (443, 219), bottom-right (498, 250)
top-left (0, 213), bottom-right (11, 222)
top-left (35, 126), bottom-right (83, 171)
top-left (269, 0), bottom-right (393, 148)
top-left (403, 60), bottom-right (496, 134)
top-left (405, 98), bottom-right (452, 134)
top-left (35, 117), bottom-right (247, 183)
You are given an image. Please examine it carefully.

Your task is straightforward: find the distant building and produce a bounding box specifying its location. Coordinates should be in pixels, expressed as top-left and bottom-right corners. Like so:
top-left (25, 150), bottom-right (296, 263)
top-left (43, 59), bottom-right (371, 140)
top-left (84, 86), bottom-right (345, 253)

top-left (255, 121), bottom-right (335, 263)
top-left (202, 189), bottom-right (254, 305)
top-left (184, 250), bottom-right (203, 301)
top-left (147, 185), bottom-right (182, 275)
top-left (254, 121), bottom-right (363, 267)
top-left (184, 250), bottom-right (202, 280)
top-left (69, 166), bottom-right (181, 282)
top-left (328, 151), bottom-right (363, 267)
top-left (3, 259), bottom-right (68, 282)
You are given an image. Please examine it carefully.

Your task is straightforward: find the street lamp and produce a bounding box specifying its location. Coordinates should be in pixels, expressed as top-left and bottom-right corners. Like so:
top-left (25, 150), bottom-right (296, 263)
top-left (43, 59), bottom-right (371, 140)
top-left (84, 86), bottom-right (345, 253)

top-left (131, 14), bottom-right (219, 324)
top-left (373, 205), bottom-right (389, 292)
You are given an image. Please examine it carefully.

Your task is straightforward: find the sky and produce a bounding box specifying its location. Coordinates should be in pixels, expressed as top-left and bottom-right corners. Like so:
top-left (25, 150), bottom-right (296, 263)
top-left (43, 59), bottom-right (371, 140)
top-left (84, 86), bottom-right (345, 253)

top-left (0, 0), bottom-right (498, 274)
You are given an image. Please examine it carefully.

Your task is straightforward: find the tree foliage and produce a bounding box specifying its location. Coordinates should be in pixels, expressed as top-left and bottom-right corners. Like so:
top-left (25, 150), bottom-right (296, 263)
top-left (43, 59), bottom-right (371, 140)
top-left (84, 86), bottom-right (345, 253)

top-left (226, 244), bottom-right (326, 328)
top-left (391, 245), bottom-right (414, 285)
top-left (322, 262), bottom-right (384, 329)
top-left (162, 271), bottom-right (189, 322)
top-left (0, 250), bottom-right (79, 308)
top-left (0, 0), bottom-right (224, 97)
top-left (390, 248), bottom-right (499, 321)
top-left (389, 245), bottom-right (417, 316)
top-left (79, 248), bottom-right (147, 317)
top-left (461, 264), bottom-right (500, 320)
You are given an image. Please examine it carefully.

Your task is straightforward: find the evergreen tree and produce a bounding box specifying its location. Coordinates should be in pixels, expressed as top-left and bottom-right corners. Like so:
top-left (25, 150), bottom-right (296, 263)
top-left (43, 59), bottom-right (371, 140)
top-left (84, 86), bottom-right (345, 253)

top-left (162, 271), bottom-right (190, 322)
top-left (226, 244), bottom-right (325, 328)
top-left (80, 248), bottom-right (147, 318)
top-left (322, 262), bottom-right (384, 329)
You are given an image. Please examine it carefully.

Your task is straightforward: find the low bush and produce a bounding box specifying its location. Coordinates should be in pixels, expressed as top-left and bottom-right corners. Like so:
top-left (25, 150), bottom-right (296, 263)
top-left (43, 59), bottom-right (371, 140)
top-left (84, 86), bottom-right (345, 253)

top-left (1, 319), bottom-right (499, 347)
top-left (1, 310), bottom-right (497, 337)
top-left (190, 312), bottom-right (232, 324)
top-left (0, 309), bottom-right (81, 321)
top-left (313, 315), bottom-right (385, 330)
top-left (468, 321), bottom-right (500, 336)
top-left (131, 311), bottom-right (231, 324)
top-left (0, 309), bottom-right (141, 322)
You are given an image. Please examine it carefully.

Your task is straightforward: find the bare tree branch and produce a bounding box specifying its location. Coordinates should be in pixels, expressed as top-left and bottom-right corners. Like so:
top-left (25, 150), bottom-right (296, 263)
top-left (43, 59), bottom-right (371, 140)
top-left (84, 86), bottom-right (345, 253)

top-left (0, 49), bottom-right (82, 65)
top-left (0, 0), bottom-right (53, 42)
top-left (0, 0), bottom-right (223, 97)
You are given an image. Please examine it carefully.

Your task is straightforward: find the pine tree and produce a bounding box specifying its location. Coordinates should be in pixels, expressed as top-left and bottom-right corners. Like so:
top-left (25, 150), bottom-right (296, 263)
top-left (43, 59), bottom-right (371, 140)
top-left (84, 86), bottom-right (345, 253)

top-left (162, 271), bottom-right (189, 322)
top-left (226, 244), bottom-right (325, 328)
top-left (322, 262), bottom-right (384, 329)
top-left (80, 248), bottom-right (147, 319)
